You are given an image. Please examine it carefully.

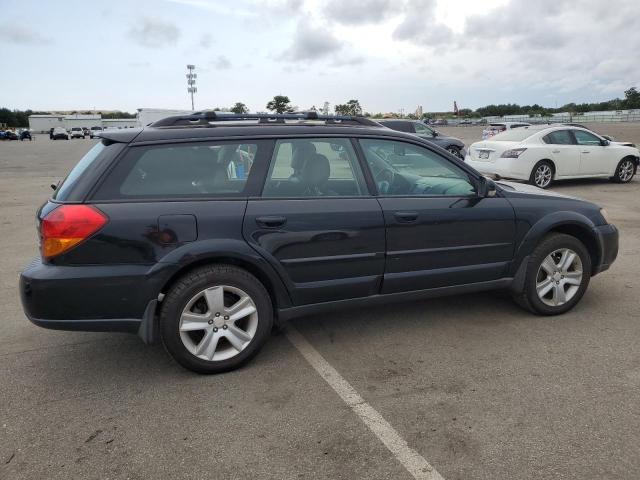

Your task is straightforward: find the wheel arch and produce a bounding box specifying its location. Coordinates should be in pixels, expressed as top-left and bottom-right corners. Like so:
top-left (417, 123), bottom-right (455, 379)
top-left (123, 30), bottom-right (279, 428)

top-left (532, 158), bottom-right (557, 178)
top-left (153, 243), bottom-right (293, 314)
top-left (511, 213), bottom-right (601, 280)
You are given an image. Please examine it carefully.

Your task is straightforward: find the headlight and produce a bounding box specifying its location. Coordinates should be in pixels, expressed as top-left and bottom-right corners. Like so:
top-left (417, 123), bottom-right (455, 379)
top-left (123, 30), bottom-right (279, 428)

top-left (501, 148), bottom-right (527, 158)
top-left (600, 208), bottom-right (611, 224)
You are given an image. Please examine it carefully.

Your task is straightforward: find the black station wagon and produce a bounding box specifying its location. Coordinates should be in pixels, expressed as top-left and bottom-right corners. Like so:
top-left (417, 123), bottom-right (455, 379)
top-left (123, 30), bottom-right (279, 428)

top-left (20, 112), bottom-right (619, 373)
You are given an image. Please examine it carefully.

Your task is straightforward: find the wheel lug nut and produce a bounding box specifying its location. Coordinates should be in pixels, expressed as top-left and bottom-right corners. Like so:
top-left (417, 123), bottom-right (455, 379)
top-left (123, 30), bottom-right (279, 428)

top-left (222, 325), bottom-right (228, 330)
top-left (213, 327), bottom-right (218, 332)
top-left (215, 312), bottom-right (220, 317)
top-left (224, 315), bottom-right (229, 320)
top-left (208, 320), bottom-right (213, 325)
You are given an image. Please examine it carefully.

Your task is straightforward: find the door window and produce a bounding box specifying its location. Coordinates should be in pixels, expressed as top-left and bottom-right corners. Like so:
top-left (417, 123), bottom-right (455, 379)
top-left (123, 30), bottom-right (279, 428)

top-left (359, 139), bottom-right (475, 196)
top-left (262, 138), bottom-right (367, 197)
top-left (573, 130), bottom-right (602, 146)
top-left (413, 122), bottom-right (434, 136)
top-left (543, 130), bottom-right (575, 145)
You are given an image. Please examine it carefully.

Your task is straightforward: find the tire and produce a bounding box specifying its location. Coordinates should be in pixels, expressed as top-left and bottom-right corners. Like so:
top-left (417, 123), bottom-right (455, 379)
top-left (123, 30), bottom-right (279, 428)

top-left (529, 160), bottom-right (554, 189)
top-left (513, 233), bottom-right (591, 315)
top-left (611, 157), bottom-right (636, 183)
top-left (446, 145), bottom-right (463, 159)
top-left (160, 264), bottom-right (273, 374)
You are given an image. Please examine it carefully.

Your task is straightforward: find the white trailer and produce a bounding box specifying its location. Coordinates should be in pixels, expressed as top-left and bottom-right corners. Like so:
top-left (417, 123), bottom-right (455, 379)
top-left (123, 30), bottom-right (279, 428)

top-left (137, 108), bottom-right (194, 127)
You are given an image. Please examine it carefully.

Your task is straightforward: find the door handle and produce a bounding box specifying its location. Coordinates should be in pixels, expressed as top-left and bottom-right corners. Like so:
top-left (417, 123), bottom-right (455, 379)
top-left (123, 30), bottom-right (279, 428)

top-left (581, 151), bottom-right (590, 154)
top-left (256, 216), bottom-right (287, 228)
top-left (394, 211), bottom-right (419, 223)
top-left (552, 149), bottom-right (560, 153)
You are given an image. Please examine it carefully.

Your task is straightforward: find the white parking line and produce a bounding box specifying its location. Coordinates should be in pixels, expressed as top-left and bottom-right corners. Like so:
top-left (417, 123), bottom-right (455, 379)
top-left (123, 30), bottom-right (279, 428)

top-left (284, 326), bottom-right (445, 480)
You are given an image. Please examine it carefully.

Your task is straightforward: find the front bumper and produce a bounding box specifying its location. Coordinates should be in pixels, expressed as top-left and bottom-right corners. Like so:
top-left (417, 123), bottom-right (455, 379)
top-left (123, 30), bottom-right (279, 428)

top-left (592, 224), bottom-right (619, 274)
top-left (19, 257), bottom-right (165, 335)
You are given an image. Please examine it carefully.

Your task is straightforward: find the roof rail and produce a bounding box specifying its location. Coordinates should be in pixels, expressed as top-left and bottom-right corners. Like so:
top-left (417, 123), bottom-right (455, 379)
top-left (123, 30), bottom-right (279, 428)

top-left (150, 111), bottom-right (380, 127)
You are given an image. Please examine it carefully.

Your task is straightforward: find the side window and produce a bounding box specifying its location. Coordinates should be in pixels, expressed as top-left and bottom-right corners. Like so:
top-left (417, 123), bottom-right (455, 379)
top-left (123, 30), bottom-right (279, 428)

top-left (573, 130), bottom-right (602, 146)
top-left (262, 138), bottom-right (368, 197)
top-left (543, 130), bottom-right (574, 145)
top-left (413, 122), bottom-right (433, 136)
top-left (359, 139), bottom-right (476, 197)
top-left (93, 141), bottom-right (262, 200)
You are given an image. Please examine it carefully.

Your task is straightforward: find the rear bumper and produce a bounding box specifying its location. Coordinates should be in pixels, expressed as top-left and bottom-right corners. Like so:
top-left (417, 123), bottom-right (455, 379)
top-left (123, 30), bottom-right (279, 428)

top-left (592, 224), bottom-right (619, 274)
top-left (19, 257), bottom-right (165, 336)
top-left (465, 158), bottom-right (530, 181)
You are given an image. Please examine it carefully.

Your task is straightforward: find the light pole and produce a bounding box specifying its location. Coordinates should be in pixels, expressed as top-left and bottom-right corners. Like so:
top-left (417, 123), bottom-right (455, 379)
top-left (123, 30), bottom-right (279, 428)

top-left (186, 64), bottom-right (197, 111)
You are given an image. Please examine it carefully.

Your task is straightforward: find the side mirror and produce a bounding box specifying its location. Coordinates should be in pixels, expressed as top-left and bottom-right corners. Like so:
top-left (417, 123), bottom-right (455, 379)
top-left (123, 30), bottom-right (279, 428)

top-left (601, 139), bottom-right (610, 146)
top-left (477, 176), bottom-right (497, 198)
top-left (432, 131), bottom-right (439, 137)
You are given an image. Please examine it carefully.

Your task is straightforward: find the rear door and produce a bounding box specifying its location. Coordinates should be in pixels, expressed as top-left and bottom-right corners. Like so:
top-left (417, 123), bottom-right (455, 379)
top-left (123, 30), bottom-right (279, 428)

top-left (358, 138), bottom-right (516, 294)
top-left (543, 129), bottom-right (580, 177)
top-left (243, 137), bottom-right (385, 306)
top-left (573, 129), bottom-right (609, 174)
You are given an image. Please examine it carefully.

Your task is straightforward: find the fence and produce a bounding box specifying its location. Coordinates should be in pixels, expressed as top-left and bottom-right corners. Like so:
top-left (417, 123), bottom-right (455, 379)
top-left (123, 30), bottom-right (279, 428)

top-left (448, 112), bottom-right (640, 126)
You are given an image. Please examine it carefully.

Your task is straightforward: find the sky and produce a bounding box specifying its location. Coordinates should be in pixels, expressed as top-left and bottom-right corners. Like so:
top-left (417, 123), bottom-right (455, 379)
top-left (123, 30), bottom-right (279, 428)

top-left (1, 0), bottom-right (639, 114)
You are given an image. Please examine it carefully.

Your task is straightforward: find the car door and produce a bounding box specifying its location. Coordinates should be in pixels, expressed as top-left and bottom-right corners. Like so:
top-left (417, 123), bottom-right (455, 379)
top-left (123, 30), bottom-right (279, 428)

top-left (542, 129), bottom-right (580, 177)
top-left (573, 129), bottom-right (608, 175)
top-left (243, 137), bottom-right (386, 306)
top-left (358, 138), bottom-right (516, 294)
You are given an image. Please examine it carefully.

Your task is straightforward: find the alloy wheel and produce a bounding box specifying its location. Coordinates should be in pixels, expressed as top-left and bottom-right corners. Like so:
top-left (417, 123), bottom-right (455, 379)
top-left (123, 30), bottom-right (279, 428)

top-left (619, 160), bottom-right (634, 182)
top-left (534, 164), bottom-right (552, 188)
top-left (447, 147), bottom-right (463, 159)
top-left (535, 248), bottom-right (583, 307)
top-left (179, 285), bottom-right (258, 361)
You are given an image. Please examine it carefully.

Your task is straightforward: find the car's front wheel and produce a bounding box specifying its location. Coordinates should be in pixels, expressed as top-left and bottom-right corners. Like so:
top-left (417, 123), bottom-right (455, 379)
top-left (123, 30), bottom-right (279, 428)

top-left (529, 160), bottom-right (554, 189)
top-left (160, 264), bottom-right (273, 374)
top-left (611, 157), bottom-right (636, 183)
top-left (514, 233), bottom-right (591, 315)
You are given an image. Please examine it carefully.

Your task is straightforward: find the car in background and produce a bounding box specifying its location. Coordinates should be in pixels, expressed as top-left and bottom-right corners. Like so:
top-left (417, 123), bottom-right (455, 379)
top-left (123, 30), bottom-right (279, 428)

top-left (89, 126), bottom-right (103, 139)
top-left (82, 127), bottom-right (90, 137)
top-left (482, 122), bottom-right (531, 140)
top-left (52, 127), bottom-right (69, 140)
top-left (0, 130), bottom-right (19, 140)
top-left (70, 127), bottom-right (86, 139)
top-left (466, 125), bottom-right (639, 188)
top-left (20, 130), bottom-right (32, 141)
top-left (376, 119), bottom-right (467, 158)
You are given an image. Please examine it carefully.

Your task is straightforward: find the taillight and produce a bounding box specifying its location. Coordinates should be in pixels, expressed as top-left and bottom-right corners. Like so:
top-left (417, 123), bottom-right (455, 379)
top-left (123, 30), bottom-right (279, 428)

top-left (40, 205), bottom-right (108, 259)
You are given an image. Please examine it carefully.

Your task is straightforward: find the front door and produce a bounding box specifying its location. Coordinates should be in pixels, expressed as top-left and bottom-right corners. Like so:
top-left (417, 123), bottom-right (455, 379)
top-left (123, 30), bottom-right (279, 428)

top-left (573, 129), bottom-right (608, 175)
top-left (243, 137), bottom-right (385, 305)
top-left (543, 129), bottom-right (580, 177)
top-left (358, 138), bottom-right (516, 294)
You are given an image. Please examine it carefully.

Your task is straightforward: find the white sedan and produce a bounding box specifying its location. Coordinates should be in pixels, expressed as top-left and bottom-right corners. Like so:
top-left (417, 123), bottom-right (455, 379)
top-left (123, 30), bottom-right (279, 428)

top-left (466, 125), bottom-right (639, 188)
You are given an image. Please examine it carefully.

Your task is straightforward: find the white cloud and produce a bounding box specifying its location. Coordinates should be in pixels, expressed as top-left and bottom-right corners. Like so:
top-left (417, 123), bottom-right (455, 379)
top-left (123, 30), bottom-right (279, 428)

top-left (128, 17), bottom-right (181, 48)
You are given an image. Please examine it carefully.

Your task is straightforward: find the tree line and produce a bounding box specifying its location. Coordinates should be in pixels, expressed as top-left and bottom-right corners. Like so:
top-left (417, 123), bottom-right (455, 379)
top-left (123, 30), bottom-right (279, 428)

top-left (3, 87), bottom-right (639, 127)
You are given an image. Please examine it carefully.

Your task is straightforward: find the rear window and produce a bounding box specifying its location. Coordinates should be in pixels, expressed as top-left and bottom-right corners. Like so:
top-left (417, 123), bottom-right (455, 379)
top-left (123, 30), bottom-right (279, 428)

top-left (92, 141), bottom-right (268, 200)
top-left (53, 142), bottom-right (106, 200)
top-left (490, 128), bottom-right (535, 141)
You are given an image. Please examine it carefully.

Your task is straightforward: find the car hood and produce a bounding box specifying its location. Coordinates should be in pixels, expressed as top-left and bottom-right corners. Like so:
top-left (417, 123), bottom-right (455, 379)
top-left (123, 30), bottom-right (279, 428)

top-left (495, 180), bottom-right (582, 200)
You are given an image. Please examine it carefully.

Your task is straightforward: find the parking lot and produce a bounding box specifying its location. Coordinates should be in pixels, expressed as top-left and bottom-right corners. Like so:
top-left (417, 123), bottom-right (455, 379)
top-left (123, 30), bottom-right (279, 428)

top-left (1, 128), bottom-right (639, 479)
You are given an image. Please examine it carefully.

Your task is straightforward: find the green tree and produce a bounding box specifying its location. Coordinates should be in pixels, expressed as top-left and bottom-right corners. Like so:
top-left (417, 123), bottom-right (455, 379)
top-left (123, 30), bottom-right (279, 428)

top-left (266, 95), bottom-right (294, 114)
top-left (334, 99), bottom-right (363, 116)
top-left (230, 102), bottom-right (249, 114)
top-left (623, 87), bottom-right (640, 109)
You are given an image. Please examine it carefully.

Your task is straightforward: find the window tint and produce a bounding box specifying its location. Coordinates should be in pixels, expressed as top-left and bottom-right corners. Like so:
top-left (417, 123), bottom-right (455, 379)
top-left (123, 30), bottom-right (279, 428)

top-left (262, 138), bottom-right (367, 197)
top-left (573, 130), bottom-right (602, 146)
top-left (93, 141), bottom-right (261, 200)
top-left (543, 130), bottom-right (574, 145)
top-left (359, 139), bottom-right (476, 197)
top-left (53, 141), bottom-right (106, 200)
top-left (413, 122), bottom-right (434, 136)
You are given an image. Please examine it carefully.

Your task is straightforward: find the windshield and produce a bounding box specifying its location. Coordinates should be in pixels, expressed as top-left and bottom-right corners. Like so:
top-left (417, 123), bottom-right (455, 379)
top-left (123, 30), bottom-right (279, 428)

top-left (490, 128), bottom-right (536, 141)
top-left (91, 126), bottom-right (102, 130)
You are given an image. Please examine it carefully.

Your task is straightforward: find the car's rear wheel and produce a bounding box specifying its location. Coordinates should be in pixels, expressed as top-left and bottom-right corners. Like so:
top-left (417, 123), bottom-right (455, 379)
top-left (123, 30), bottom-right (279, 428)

top-left (611, 157), bottom-right (636, 183)
top-left (514, 233), bottom-right (591, 315)
top-left (160, 264), bottom-right (273, 374)
top-left (529, 160), bottom-right (554, 189)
